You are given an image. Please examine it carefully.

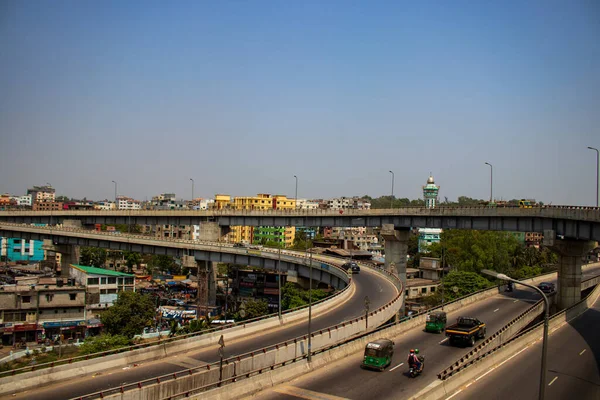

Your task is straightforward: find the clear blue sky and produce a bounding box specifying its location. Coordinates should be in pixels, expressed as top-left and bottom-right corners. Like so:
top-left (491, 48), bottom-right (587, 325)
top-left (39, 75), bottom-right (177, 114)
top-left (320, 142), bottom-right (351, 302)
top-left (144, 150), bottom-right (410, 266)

top-left (1, 1), bottom-right (599, 204)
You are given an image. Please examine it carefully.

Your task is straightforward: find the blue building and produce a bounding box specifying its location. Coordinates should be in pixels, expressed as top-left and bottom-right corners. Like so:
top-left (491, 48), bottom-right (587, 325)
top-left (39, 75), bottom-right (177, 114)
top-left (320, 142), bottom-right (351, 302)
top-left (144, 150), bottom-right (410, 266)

top-left (0, 237), bottom-right (45, 262)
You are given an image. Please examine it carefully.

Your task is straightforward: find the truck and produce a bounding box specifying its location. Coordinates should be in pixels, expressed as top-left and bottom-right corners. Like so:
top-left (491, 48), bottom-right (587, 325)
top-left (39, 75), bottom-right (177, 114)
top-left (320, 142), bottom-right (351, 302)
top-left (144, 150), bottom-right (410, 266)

top-left (445, 317), bottom-right (486, 347)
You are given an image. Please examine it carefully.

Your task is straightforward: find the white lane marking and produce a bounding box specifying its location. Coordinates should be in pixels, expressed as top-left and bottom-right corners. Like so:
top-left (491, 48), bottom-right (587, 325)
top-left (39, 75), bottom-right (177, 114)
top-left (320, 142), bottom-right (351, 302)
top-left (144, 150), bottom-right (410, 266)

top-left (548, 377), bottom-right (558, 386)
top-left (513, 299), bottom-right (519, 303)
top-left (493, 308), bottom-right (500, 312)
top-left (439, 338), bottom-right (449, 344)
top-left (445, 389), bottom-right (463, 400)
top-left (389, 362), bottom-right (404, 372)
top-left (475, 366), bottom-right (496, 381)
top-left (580, 349), bottom-right (586, 356)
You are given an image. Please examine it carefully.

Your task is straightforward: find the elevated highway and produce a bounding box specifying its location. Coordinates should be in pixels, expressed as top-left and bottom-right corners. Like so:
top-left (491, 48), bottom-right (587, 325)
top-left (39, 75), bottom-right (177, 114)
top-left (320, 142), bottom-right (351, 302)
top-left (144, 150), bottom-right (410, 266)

top-left (240, 264), bottom-right (600, 400)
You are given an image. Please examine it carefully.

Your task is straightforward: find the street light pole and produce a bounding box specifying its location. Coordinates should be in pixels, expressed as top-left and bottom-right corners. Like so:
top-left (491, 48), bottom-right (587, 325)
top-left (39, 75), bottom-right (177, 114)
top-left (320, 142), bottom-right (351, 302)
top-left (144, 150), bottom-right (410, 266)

top-left (294, 175), bottom-right (298, 208)
top-left (190, 178), bottom-right (195, 205)
top-left (278, 247), bottom-right (282, 320)
top-left (484, 162), bottom-right (493, 202)
top-left (587, 147), bottom-right (599, 207)
top-left (111, 180), bottom-right (117, 205)
top-left (482, 269), bottom-right (549, 400)
top-left (307, 245), bottom-right (313, 362)
top-left (389, 170), bottom-right (394, 208)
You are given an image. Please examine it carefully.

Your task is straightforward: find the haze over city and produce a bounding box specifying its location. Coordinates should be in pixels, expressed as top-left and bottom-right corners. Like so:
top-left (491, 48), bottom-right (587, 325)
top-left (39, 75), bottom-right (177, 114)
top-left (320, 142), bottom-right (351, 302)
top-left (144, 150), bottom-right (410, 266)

top-left (1, 1), bottom-right (598, 205)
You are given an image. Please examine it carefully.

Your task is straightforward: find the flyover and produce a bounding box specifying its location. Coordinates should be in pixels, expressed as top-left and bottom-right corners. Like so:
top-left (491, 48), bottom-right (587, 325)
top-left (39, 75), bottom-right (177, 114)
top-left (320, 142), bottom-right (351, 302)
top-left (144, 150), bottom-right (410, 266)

top-left (1, 205), bottom-right (599, 309)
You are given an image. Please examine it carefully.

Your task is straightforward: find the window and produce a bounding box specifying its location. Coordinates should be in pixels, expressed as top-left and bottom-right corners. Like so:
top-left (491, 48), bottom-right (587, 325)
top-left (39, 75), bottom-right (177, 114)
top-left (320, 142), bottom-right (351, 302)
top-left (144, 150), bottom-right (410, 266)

top-left (22, 296), bottom-right (31, 303)
top-left (88, 278), bottom-right (99, 285)
top-left (46, 294), bottom-right (54, 302)
top-left (69, 293), bottom-right (77, 301)
top-left (101, 277), bottom-right (107, 285)
top-left (421, 288), bottom-right (427, 294)
top-left (108, 277), bottom-right (116, 284)
top-left (431, 287), bottom-right (436, 293)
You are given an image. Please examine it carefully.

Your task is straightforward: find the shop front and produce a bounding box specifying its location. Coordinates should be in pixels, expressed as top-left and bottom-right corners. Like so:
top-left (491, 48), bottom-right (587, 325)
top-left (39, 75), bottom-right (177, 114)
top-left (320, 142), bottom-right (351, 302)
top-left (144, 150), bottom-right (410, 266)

top-left (42, 320), bottom-right (87, 344)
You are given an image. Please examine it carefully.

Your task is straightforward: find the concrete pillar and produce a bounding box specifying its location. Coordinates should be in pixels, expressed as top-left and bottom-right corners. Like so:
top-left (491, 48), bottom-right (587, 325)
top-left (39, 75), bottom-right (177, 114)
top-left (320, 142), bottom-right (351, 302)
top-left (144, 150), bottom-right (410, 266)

top-left (58, 245), bottom-right (80, 277)
top-left (197, 222), bottom-right (229, 242)
top-left (381, 224), bottom-right (410, 317)
top-left (195, 260), bottom-right (217, 316)
top-left (547, 237), bottom-right (595, 310)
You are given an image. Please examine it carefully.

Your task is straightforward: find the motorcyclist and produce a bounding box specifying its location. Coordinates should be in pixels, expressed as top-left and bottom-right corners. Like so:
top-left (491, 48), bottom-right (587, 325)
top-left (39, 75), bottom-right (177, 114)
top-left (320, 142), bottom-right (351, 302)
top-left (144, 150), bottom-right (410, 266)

top-left (407, 349), bottom-right (423, 372)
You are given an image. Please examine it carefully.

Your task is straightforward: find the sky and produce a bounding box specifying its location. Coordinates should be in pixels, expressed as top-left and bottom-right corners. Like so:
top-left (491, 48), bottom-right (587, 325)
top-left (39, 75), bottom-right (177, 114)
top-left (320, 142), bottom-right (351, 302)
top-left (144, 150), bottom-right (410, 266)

top-left (1, 1), bottom-right (599, 205)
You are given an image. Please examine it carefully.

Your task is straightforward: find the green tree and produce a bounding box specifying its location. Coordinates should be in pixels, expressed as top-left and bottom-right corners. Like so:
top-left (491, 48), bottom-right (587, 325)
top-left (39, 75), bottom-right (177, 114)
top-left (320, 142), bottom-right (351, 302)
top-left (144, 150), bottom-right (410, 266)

top-left (148, 255), bottom-right (178, 274)
top-left (242, 299), bottom-right (269, 319)
top-left (101, 292), bottom-right (156, 338)
top-left (122, 251), bottom-right (142, 272)
top-left (79, 247), bottom-right (107, 268)
top-left (78, 334), bottom-right (131, 355)
top-left (281, 282), bottom-right (329, 310)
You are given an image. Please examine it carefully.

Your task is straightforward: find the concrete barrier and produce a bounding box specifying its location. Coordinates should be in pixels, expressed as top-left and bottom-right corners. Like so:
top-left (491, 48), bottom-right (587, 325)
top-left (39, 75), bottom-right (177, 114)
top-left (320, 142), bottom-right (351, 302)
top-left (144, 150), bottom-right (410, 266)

top-left (410, 279), bottom-right (600, 400)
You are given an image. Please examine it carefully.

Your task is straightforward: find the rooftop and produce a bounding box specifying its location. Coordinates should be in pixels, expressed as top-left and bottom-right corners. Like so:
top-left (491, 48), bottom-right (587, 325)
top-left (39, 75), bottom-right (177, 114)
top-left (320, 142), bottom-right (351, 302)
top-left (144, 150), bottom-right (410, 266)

top-left (70, 264), bottom-right (134, 277)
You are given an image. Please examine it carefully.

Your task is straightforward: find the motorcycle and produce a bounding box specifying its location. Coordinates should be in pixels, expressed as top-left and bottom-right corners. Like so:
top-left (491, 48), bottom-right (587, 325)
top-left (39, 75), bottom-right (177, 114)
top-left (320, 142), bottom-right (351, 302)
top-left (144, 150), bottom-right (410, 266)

top-left (409, 356), bottom-right (425, 378)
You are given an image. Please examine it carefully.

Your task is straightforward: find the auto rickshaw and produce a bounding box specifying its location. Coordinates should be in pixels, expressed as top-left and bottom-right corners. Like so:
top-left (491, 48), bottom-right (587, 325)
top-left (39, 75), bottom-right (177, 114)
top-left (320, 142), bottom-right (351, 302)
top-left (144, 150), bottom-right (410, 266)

top-left (425, 310), bottom-right (447, 333)
top-left (361, 339), bottom-right (395, 371)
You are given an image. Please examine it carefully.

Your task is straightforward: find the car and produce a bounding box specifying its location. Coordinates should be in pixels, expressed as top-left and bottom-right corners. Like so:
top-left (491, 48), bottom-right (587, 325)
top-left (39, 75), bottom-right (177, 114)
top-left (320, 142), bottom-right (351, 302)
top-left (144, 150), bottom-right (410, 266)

top-left (343, 261), bottom-right (360, 273)
top-left (537, 282), bottom-right (556, 294)
top-left (233, 242), bottom-right (246, 248)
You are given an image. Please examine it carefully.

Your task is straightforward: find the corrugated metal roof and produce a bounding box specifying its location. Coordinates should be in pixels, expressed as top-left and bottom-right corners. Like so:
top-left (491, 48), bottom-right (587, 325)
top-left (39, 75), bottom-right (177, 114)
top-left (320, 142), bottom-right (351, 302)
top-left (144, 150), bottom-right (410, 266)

top-left (71, 264), bottom-right (134, 277)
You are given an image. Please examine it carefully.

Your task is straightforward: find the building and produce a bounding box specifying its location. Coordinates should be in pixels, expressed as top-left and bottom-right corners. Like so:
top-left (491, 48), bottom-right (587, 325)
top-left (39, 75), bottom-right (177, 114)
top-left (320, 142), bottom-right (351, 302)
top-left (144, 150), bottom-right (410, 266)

top-left (235, 269), bottom-right (287, 312)
top-left (325, 196), bottom-right (371, 210)
top-left (296, 199), bottom-right (319, 210)
top-left (525, 232), bottom-right (543, 248)
top-left (423, 174), bottom-right (439, 209)
top-left (10, 195), bottom-right (32, 207)
top-left (418, 228), bottom-right (442, 252)
top-left (214, 194), bottom-right (232, 209)
top-left (69, 265), bottom-right (135, 310)
top-left (94, 201), bottom-right (116, 210)
top-left (27, 185), bottom-right (56, 203)
top-left (32, 201), bottom-right (63, 211)
top-left (0, 278), bottom-right (87, 345)
top-left (0, 237), bottom-right (45, 262)
top-left (151, 193), bottom-right (190, 210)
top-left (324, 227), bottom-right (380, 253)
top-left (116, 196), bottom-right (141, 210)
top-left (418, 257), bottom-right (446, 281)
top-left (191, 198), bottom-right (215, 210)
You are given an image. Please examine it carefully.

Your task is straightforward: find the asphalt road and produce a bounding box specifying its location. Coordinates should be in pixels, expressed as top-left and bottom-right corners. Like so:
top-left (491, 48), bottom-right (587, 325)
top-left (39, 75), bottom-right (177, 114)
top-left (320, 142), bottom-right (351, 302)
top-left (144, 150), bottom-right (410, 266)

top-left (243, 264), bottom-right (600, 400)
top-left (447, 291), bottom-right (600, 400)
top-left (10, 267), bottom-right (398, 400)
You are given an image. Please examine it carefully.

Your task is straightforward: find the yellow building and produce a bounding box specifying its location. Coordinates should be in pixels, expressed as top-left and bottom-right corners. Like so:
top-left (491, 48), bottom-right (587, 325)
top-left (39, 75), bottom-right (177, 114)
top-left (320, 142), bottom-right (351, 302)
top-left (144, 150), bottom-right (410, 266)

top-left (226, 194), bottom-right (296, 247)
top-left (214, 194), bottom-right (231, 209)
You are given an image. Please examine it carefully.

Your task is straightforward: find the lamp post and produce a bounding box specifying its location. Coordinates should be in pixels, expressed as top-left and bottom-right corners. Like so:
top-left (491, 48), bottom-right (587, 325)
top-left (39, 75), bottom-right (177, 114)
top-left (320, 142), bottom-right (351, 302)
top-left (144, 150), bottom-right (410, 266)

top-left (364, 296), bottom-right (370, 330)
top-left (389, 170), bottom-right (394, 208)
top-left (111, 180), bottom-right (117, 204)
top-left (278, 247), bottom-right (282, 319)
top-left (588, 147), bottom-right (599, 207)
top-left (190, 178), bottom-right (195, 205)
top-left (307, 244), bottom-right (313, 362)
top-left (484, 162), bottom-right (493, 202)
top-left (482, 269), bottom-right (549, 400)
top-left (294, 175), bottom-right (298, 208)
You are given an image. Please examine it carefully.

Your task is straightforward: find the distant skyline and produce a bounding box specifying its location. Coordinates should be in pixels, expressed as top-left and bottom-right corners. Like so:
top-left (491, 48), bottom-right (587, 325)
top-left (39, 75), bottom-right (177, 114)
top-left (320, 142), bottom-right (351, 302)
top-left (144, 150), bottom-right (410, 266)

top-left (1, 1), bottom-right (599, 205)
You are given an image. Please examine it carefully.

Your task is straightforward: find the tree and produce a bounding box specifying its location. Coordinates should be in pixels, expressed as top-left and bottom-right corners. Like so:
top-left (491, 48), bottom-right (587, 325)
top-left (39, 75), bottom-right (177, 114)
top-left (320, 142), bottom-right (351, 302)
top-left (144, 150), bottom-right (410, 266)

top-left (241, 299), bottom-right (269, 319)
top-left (281, 282), bottom-right (329, 310)
top-left (122, 251), bottom-right (142, 272)
top-left (100, 292), bottom-right (156, 338)
top-left (442, 271), bottom-right (493, 301)
top-left (78, 334), bottom-right (131, 355)
top-left (79, 247), bottom-right (107, 268)
top-left (148, 255), bottom-right (178, 274)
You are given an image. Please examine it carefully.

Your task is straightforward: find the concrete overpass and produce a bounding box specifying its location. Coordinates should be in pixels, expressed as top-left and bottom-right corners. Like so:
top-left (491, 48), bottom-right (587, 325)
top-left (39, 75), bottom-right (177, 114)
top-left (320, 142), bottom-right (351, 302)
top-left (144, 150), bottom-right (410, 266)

top-left (1, 205), bottom-right (599, 310)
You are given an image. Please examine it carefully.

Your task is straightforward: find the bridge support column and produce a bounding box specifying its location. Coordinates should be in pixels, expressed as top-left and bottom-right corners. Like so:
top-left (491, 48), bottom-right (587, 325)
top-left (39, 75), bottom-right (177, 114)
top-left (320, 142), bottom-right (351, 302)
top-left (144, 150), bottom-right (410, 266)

top-left (197, 222), bottom-right (230, 242)
top-left (547, 236), bottom-right (595, 310)
top-left (192, 259), bottom-right (217, 317)
top-left (381, 224), bottom-right (409, 316)
top-left (58, 245), bottom-right (80, 277)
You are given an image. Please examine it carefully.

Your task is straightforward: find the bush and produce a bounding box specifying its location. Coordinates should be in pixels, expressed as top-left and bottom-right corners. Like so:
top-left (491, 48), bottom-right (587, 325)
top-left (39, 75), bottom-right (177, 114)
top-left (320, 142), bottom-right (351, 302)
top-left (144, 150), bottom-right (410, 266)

top-left (78, 334), bottom-right (132, 355)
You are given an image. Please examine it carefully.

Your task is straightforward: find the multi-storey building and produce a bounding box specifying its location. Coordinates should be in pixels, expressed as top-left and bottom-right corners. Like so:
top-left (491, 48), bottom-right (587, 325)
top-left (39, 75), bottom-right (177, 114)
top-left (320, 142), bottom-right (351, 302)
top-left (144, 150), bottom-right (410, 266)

top-left (324, 227), bottom-right (380, 253)
top-left (94, 201), bottom-right (116, 210)
top-left (69, 265), bottom-right (135, 310)
top-left (116, 196), bottom-right (141, 210)
top-left (27, 185), bottom-right (56, 203)
top-left (32, 201), bottom-right (63, 211)
top-left (192, 198), bottom-right (215, 210)
top-left (296, 199), bottom-right (319, 210)
top-left (326, 196), bottom-right (371, 210)
top-left (10, 195), bottom-right (32, 207)
top-left (0, 279), bottom-right (87, 345)
top-left (0, 238), bottom-right (45, 262)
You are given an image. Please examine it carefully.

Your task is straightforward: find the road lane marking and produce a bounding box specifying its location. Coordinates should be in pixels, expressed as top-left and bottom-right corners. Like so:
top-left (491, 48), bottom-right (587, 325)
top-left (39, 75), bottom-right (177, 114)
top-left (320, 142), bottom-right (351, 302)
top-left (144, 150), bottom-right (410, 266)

top-left (475, 366), bottom-right (496, 381)
top-left (445, 389), bottom-right (463, 400)
top-left (274, 385), bottom-right (351, 400)
top-left (513, 299), bottom-right (519, 303)
top-left (389, 362), bottom-right (404, 371)
top-left (493, 308), bottom-right (500, 312)
top-left (548, 377), bottom-right (558, 386)
top-left (439, 338), bottom-right (449, 344)
top-left (580, 349), bottom-right (586, 355)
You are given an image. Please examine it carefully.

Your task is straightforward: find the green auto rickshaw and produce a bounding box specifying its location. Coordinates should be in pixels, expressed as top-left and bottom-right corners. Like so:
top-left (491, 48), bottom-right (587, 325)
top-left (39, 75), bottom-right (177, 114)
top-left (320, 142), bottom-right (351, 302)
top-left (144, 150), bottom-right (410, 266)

top-left (425, 310), bottom-right (447, 333)
top-left (361, 338), bottom-right (394, 371)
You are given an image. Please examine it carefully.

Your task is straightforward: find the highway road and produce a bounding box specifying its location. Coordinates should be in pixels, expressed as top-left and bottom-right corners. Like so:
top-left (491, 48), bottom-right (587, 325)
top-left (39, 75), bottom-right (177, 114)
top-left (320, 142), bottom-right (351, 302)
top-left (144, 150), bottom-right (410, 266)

top-left (9, 267), bottom-right (398, 400)
top-left (243, 265), bottom-right (600, 400)
top-left (447, 291), bottom-right (600, 400)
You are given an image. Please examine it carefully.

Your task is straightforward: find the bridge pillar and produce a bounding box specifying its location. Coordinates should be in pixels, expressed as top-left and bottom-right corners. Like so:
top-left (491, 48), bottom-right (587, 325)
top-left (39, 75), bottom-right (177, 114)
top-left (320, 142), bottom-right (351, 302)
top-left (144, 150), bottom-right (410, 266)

top-left (191, 258), bottom-right (217, 316)
top-left (381, 224), bottom-right (409, 316)
top-left (58, 245), bottom-right (80, 277)
top-left (197, 222), bottom-right (229, 242)
top-left (547, 237), bottom-right (595, 310)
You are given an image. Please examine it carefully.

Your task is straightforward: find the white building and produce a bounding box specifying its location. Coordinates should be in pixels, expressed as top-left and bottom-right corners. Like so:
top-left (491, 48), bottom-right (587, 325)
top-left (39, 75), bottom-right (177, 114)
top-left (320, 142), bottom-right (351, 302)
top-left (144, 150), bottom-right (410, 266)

top-left (296, 199), bottom-right (319, 210)
top-left (10, 195), bottom-right (32, 207)
top-left (117, 196), bottom-right (141, 210)
top-left (94, 201), bottom-right (116, 210)
top-left (70, 264), bottom-right (135, 309)
top-left (194, 198), bottom-right (215, 210)
top-left (27, 186), bottom-right (55, 203)
top-left (326, 197), bottom-right (371, 210)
